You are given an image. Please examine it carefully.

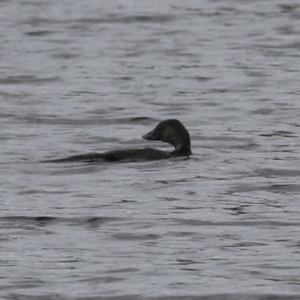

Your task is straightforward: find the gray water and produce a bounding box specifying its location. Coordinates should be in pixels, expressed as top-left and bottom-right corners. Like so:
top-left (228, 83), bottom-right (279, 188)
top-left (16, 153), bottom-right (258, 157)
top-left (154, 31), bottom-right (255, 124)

top-left (1, 0), bottom-right (300, 299)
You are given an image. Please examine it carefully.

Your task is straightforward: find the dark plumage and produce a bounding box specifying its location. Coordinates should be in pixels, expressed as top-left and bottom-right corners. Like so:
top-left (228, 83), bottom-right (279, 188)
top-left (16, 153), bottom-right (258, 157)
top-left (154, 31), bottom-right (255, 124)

top-left (42, 119), bottom-right (191, 163)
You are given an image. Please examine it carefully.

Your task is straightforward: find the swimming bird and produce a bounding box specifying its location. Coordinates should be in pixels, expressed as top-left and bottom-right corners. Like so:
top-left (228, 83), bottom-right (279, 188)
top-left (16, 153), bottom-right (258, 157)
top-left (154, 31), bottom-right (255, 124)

top-left (42, 119), bottom-right (191, 163)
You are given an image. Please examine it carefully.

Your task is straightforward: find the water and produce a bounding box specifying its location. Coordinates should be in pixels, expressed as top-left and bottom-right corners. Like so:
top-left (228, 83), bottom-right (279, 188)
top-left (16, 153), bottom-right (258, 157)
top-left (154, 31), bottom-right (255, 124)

top-left (1, 0), bottom-right (300, 299)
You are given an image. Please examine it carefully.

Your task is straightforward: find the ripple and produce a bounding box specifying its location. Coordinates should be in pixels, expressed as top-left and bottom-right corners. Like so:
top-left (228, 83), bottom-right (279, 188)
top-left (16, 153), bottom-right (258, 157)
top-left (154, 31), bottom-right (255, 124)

top-left (0, 76), bottom-right (61, 85)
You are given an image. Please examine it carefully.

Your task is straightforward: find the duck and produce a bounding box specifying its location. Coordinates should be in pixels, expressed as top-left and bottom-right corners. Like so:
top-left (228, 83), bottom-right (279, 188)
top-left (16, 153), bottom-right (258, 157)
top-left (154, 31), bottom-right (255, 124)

top-left (42, 119), bottom-right (192, 163)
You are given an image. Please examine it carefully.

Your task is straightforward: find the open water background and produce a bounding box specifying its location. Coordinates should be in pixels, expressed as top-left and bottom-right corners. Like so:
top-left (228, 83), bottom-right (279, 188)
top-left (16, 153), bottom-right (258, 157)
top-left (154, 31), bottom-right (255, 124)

top-left (1, 0), bottom-right (300, 299)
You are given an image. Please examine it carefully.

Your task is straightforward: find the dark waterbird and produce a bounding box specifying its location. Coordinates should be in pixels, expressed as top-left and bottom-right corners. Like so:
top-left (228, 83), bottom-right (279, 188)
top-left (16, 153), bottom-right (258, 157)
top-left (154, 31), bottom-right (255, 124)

top-left (42, 119), bottom-right (191, 163)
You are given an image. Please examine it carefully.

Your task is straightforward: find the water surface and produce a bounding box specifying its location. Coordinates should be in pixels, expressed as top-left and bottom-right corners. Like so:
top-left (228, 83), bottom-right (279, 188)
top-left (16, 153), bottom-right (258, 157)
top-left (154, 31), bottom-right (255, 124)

top-left (1, 0), bottom-right (300, 299)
